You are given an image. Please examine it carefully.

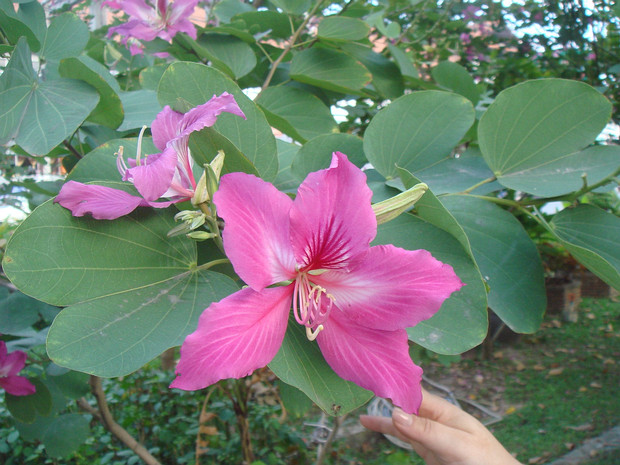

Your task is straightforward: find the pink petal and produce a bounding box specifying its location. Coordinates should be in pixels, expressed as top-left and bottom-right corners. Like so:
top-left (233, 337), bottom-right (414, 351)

top-left (120, 0), bottom-right (153, 21)
top-left (55, 181), bottom-right (147, 220)
top-left (168, 18), bottom-right (197, 39)
top-left (1, 350), bottom-right (27, 377)
top-left (289, 152), bottom-right (376, 271)
top-left (129, 41), bottom-right (145, 56)
top-left (168, 0), bottom-right (199, 22)
top-left (180, 93), bottom-right (246, 139)
top-left (171, 286), bottom-right (293, 390)
top-left (317, 314), bottom-right (423, 414)
top-left (151, 106), bottom-right (183, 151)
top-left (0, 375), bottom-right (36, 396)
top-left (125, 147), bottom-right (177, 201)
top-left (214, 173), bottom-right (297, 290)
top-left (313, 245), bottom-right (464, 331)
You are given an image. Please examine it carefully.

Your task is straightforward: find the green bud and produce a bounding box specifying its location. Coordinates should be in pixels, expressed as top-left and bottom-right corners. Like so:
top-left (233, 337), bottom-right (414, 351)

top-left (187, 231), bottom-right (217, 241)
top-left (372, 182), bottom-right (428, 225)
top-left (206, 151), bottom-right (225, 201)
top-left (192, 170), bottom-right (209, 206)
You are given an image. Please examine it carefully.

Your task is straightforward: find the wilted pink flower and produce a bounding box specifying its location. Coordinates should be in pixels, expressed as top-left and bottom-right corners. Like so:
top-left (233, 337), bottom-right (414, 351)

top-left (107, 0), bottom-right (199, 54)
top-left (460, 32), bottom-right (471, 44)
top-left (0, 341), bottom-right (36, 396)
top-left (171, 152), bottom-right (463, 414)
top-left (55, 93), bottom-right (245, 220)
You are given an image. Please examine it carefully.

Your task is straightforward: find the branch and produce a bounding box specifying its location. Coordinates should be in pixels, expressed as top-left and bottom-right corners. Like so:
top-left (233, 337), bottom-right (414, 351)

top-left (63, 140), bottom-right (83, 159)
top-left (88, 376), bottom-right (162, 465)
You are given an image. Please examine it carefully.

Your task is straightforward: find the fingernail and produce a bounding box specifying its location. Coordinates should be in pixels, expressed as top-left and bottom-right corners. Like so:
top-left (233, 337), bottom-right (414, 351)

top-left (392, 407), bottom-right (414, 426)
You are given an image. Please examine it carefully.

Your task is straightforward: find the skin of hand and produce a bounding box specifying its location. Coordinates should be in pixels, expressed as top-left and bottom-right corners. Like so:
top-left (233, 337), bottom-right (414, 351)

top-left (359, 389), bottom-right (522, 465)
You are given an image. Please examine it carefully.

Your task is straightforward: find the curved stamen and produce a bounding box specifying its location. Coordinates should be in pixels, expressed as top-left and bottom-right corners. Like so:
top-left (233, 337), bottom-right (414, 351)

top-left (306, 325), bottom-right (324, 341)
top-left (293, 271), bottom-right (335, 341)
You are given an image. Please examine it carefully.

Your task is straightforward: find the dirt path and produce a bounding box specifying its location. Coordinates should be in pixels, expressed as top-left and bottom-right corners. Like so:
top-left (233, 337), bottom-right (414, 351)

top-left (547, 425), bottom-right (620, 464)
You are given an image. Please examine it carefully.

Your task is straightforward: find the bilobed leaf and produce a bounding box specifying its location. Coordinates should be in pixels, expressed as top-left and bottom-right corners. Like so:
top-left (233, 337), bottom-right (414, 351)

top-left (0, 39), bottom-right (99, 156)
top-left (6, 379), bottom-right (52, 423)
top-left (256, 86), bottom-right (338, 143)
top-left (58, 56), bottom-right (124, 129)
top-left (198, 33), bottom-right (257, 79)
top-left (277, 380), bottom-right (314, 417)
top-left (40, 12), bottom-right (89, 60)
top-left (0, 290), bottom-right (55, 335)
top-left (16, 413), bottom-right (90, 458)
top-left (431, 61), bottom-right (480, 105)
top-left (292, 133), bottom-right (365, 180)
top-left (47, 269), bottom-right (238, 377)
top-left (478, 79), bottom-right (612, 195)
top-left (442, 195), bottom-right (546, 333)
top-left (549, 205), bottom-right (620, 290)
top-left (290, 47), bottom-right (371, 94)
top-left (274, 139), bottom-right (301, 192)
top-left (269, 0), bottom-right (310, 15)
top-left (117, 89), bottom-right (162, 131)
top-left (375, 215), bottom-right (488, 354)
top-left (3, 202), bottom-right (196, 306)
top-left (139, 64), bottom-right (169, 90)
top-left (232, 11), bottom-right (293, 39)
top-left (158, 62), bottom-right (278, 181)
top-left (0, 0), bottom-right (41, 51)
top-left (387, 43), bottom-right (419, 78)
top-left (270, 317), bottom-right (373, 416)
top-left (318, 16), bottom-right (371, 41)
top-left (364, 91), bottom-right (475, 179)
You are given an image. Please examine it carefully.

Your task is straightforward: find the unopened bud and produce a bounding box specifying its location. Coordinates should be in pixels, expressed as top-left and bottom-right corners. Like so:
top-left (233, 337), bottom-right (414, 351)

top-left (187, 231), bottom-right (217, 241)
top-left (192, 171), bottom-right (209, 206)
top-left (372, 182), bottom-right (428, 225)
top-left (206, 151), bottom-right (225, 201)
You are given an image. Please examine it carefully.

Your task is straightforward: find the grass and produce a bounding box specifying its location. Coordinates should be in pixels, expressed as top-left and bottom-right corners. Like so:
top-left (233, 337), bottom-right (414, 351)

top-left (322, 297), bottom-right (619, 464)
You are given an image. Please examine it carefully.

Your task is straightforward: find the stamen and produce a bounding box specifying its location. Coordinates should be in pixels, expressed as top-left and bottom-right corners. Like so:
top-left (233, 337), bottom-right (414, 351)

top-left (306, 325), bottom-right (324, 341)
top-left (136, 125), bottom-right (148, 166)
top-left (116, 146), bottom-right (128, 177)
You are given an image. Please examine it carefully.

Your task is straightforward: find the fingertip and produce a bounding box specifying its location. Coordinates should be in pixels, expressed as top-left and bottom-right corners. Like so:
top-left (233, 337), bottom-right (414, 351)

top-left (392, 407), bottom-right (414, 427)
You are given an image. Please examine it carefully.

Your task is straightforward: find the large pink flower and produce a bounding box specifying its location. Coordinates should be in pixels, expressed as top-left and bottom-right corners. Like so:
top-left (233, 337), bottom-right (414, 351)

top-left (171, 152), bottom-right (463, 414)
top-left (0, 341), bottom-right (36, 396)
top-left (107, 0), bottom-right (199, 54)
top-left (55, 93), bottom-right (245, 220)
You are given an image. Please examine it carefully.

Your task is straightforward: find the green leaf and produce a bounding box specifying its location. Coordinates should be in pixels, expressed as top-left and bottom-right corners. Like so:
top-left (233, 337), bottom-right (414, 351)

top-left (214, 0), bottom-right (253, 23)
top-left (442, 196), bottom-right (546, 333)
top-left (139, 64), bottom-right (170, 90)
top-left (6, 379), bottom-right (52, 423)
top-left (0, 39), bottom-right (99, 156)
top-left (270, 317), bottom-right (373, 416)
top-left (158, 62), bottom-right (278, 181)
top-left (387, 43), bottom-right (419, 79)
top-left (3, 202), bottom-right (196, 306)
top-left (492, 145), bottom-right (620, 197)
top-left (364, 91), bottom-right (475, 179)
top-left (58, 56), bottom-right (123, 129)
top-left (274, 139), bottom-right (301, 192)
top-left (339, 42), bottom-right (404, 98)
top-left (431, 61), bottom-right (479, 105)
top-left (292, 133), bottom-right (365, 180)
top-left (117, 89), bottom-right (163, 131)
top-left (478, 79), bottom-right (612, 195)
top-left (318, 16), bottom-right (371, 41)
top-left (256, 86), bottom-right (338, 143)
top-left (46, 369), bottom-right (90, 400)
top-left (375, 214), bottom-right (488, 354)
top-left (269, 0), bottom-right (311, 15)
top-left (40, 12), bottom-right (89, 60)
top-left (233, 11), bottom-right (293, 39)
top-left (17, 413), bottom-right (90, 458)
top-left (290, 47), bottom-right (371, 94)
top-left (47, 269), bottom-right (237, 377)
top-left (198, 33), bottom-right (257, 79)
top-left (549, 205), bottom-right (620, 290)
top-left (0, 0), bottom-right (41, 51)
top-left (277, 380), bottom-right (313, 417)
top-left (0, 290), bottom-right (55, 335)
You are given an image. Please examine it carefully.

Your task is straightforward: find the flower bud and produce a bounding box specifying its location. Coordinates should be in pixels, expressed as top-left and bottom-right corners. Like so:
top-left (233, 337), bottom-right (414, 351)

top-left (372, 182), bottom-right (428, 225)
top-left (206, 151), bottom-right (225, 201)
top-left (192, 171), bottom-right (209, 206)
top-left (187, 231), bottom-right (217, 241)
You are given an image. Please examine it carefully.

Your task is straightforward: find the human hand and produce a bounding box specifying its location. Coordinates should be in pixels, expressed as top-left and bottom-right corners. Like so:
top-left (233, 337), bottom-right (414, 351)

top-left (359, 390), bottom-right (521, 465)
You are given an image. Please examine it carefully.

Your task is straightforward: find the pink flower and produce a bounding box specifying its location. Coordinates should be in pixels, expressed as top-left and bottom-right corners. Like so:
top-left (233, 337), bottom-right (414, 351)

top-left (55, 93), bottom-right (245, 220)
top-left (0, 341), bottom-right (36, 396)
top-left (107, 0), bottom-right (199, 53)
top-left (171, 152), bottom-right (463, 414)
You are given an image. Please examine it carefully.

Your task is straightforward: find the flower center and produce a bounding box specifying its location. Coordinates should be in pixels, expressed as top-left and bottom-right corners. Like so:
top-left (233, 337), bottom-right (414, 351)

top-left (293, 272), bottom-right (335, 341)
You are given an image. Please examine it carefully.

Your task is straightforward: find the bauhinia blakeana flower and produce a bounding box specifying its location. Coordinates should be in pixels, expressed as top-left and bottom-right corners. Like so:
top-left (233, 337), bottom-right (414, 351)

top-left (55, 93), bottom-right (245, 220)
top-left (106, 0), bottom-right (199, 54)
top-left (0, 341), bottom-right (36, 396)
top-left (171, 152), bottom-right (464, 414)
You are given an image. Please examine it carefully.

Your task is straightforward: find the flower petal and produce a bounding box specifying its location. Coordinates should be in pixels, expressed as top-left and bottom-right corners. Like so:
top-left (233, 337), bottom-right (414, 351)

top-left (125, 147), bottom-right (177, 201)
top-left (171, 286), bottom-right (292, 390)
top-left (314, 245), bottom-right (464, 331)
top-left (180, 92), bottom-right (246, 139)
top-left (290, 152), bottom-right (376, 271)
top-left (317, 314), bottom-right (423, 414)
top-left (215, 173), bottom-right (296, 290)
top-left (120, 0), bottom-right (152, 20)
top-left (1, 349), bottom-right (27, 377)
top-left (55, 181), bottom-right (147, 220)
top-left (0, 375), bottom-right (36, 396)
top-left (151, 106), bottom-right (183, 151)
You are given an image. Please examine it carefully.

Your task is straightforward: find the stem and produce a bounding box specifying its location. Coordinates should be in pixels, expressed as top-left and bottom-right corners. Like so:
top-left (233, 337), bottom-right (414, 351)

top-left (258, 0), bottom-right (325, 94)
top-left (315, 415), bottom-right (344, 465)
top-left (230, 379), bottom-right (255, 464)
top-left (459, 176), bottom-right (497, 194)
top-left (63, 140), bottom-right (83, 160)
top-left (195, 258), bottom-right (230, 271)
top-left (87, 376), bottom-right (162, 465)
top-left (195, 387), bottom-right (217, 465)
top-left (197, 202), bottom-right (225, 253)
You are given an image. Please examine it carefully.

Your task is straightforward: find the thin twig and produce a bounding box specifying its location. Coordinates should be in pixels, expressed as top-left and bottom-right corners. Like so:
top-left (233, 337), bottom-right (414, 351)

top-left (315, 415), bottom-right (344, 465)
top-left (63, 140), bottom-right (83, 160)
top-left (88, 376), bottom-right (162, 465)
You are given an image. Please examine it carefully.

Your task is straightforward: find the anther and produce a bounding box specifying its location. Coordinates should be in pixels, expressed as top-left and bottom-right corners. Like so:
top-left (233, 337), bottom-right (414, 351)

top-left (306, 325), bottom-right (324, 341)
